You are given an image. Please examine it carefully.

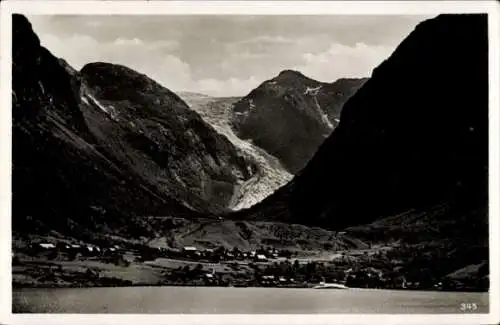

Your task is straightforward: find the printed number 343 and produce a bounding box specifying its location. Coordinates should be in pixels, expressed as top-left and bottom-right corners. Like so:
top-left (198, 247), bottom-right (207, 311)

top-left (460, 303), bottom-right (478, 312)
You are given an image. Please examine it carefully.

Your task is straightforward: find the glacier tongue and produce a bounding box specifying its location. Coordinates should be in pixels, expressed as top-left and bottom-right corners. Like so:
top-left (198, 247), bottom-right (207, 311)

top-left (182, 95), bottom-right (292, 210)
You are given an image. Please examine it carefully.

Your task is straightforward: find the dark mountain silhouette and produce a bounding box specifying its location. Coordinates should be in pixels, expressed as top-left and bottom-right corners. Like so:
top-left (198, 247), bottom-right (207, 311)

top-left (230, 13), bottom-right (488, 243)
top-left (12, 14), bottom-right (256, 236)
top-left (231, 71), bottom-right (367, 172)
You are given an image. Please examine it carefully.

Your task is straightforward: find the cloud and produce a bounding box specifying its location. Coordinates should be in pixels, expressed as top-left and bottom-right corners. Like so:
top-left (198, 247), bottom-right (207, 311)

top-left (294, 42), bottom-right (394, 82)
top-left (113, 37), bottom-right (143, 46)
top-left (37, 32), bottom-right (260, 97)
top-left (234, 35), bottom-right (297, 45)
top-left (29, 15), bottom-right (429, 97)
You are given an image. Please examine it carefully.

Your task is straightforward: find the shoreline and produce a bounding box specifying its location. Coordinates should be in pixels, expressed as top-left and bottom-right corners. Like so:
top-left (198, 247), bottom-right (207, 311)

top-left (12, 282), bottom-right (488, 294)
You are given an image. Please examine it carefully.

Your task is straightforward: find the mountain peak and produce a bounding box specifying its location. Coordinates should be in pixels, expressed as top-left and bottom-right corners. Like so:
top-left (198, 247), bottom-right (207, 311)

top-left (12, 14), bottom-right (41, 66)
top-left (278, 69), bottom-right (303, 76)
top-left (275, 69), bottom-right (309, 81)
top-left (231, 69), bottom-right (366, 173)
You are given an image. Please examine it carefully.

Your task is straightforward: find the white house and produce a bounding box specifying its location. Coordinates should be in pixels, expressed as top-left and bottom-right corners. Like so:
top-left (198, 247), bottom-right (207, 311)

top-left (39, 243), bottom-right (55, 249)
top-left (255, 254), bottom-right (267, 261)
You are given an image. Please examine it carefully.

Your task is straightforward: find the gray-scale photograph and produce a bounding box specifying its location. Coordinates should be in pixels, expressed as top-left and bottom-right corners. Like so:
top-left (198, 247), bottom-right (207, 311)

top-left (8, 6), bottom-right (491, 315)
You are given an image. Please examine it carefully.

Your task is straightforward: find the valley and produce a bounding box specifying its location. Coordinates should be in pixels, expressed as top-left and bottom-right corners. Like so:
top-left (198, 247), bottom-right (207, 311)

top-left (10, 13), bottom-right (490, 295)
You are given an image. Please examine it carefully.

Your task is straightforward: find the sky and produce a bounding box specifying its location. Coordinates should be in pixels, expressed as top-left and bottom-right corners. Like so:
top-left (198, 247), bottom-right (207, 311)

top-left (27, 14), bottom-right (432, 97)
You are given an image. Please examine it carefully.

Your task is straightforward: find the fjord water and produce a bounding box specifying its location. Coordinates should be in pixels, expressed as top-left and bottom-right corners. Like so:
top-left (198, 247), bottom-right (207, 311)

top-left (13, 287), bottom-right (488, 314)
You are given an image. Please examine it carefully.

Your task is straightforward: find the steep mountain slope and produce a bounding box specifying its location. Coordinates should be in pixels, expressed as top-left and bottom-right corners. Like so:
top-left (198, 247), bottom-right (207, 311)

top-left (79, 63), bottom-right (257, 211)
top-left (11, 14), bottom-right (256, 237)
top-left (12, 15), bottom-right (178, 235)
top-left (178, 93), bottom-right (292, 210)
top-left (231, 72), bottom-right (367, 172)
top-left (231, 14), bottom-right (488, 236)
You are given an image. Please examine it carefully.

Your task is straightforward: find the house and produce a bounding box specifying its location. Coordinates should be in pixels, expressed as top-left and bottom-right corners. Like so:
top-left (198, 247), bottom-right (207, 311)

top-left (255, 254), bottom-right (267, 262)
top-left (30, 243), bottom-right (56, 255)
top-left (38, 243), bottom-right (56, 250)
top-left (103, 247), bottom-right (118, 256)
top-left (83, 245), bottom-right (100, 256)
top-left (183, 246), bottom-right (197, 252)
top-left (183, 246), bottom-right (198, 258)
top-left (202, 249), bottom-right (214, 258)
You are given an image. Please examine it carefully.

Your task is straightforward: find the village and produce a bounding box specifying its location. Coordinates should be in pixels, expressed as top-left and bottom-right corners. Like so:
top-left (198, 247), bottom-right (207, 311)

top-left (11, 239), bottom-right (488, 292)
top-left (25, 240), bottom-right (292, 263)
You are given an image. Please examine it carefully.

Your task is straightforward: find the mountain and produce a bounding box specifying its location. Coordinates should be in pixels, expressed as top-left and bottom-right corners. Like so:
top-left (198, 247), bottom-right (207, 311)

top-left (230, 14), bottom-right (488, 237)
top-left (79, 62), bottom-right (257, 211)
top-left (178, 93), bottom-right (293, 210)
top-left (11, 14), bottom-right (256, 237)
top-left (230, 71), bottom-right (367, 173)
top-left (179, 74), bottom-right (365, 209)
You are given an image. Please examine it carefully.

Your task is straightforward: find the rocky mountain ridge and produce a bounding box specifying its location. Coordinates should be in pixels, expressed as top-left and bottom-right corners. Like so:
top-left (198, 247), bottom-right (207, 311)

top-left (231, 71), bottom-right (367, 172)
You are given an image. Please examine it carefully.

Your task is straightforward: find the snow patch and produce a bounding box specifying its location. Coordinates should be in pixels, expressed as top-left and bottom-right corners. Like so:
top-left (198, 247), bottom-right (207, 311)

top-left (87, 94), bottom-right (109, 114)
top-left (38, 81), bottom-right (45, 95)
top-left (320, 112), bottom-right (334, 129)
top-left (81, 96), bottom-right (89, 105)
top-left (82, 93), bottom-right (120, 122)
top-left (304, 85), bottom-right (322, 96)
top-left (248, 99), bottom-right (256, 110)
top-left (312, 95), bottom-right (334, 130)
